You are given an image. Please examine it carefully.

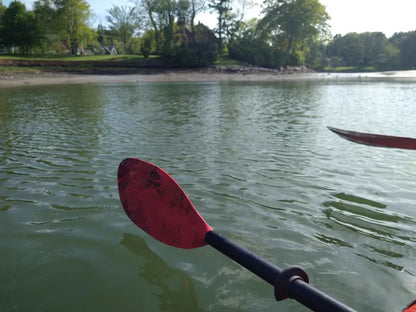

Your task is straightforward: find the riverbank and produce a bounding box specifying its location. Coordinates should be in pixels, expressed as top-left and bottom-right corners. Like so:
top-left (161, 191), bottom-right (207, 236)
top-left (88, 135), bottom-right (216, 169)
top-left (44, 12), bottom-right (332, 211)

top-left (0, 65), bottom-right (314, 88)
top-left (1, 66), bottom-right (416, 88)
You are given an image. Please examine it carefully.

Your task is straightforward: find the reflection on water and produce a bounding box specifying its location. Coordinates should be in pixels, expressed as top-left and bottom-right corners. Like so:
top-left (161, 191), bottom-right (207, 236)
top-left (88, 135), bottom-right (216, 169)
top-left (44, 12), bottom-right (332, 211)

top-left (121, 233), bottom-right (204, 312)
top-left (1, 80), bottom-right (416, 312)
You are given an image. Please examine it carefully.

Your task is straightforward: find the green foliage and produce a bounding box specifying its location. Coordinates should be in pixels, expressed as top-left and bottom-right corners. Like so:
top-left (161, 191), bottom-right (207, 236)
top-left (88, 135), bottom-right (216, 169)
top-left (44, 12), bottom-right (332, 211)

top-left (327, 33), bottom-right (364, 66)
top-left (323, 66), bottom-right (377, 72)
top-left (140, 34), bottom-right (153, 57)
top-left (84, 39), bottom-right (104, 54)
top-left (0, 1), bottom-right (41, 54)
top-left (259, 0), bottom-right (329, 65)
top-left (228, 38), bottom-right (283, 67)
top-left (0, 2), bottom-right (5, 47)
top-left (54, 0), bottom-right (92, 55)
top-left (163, 41), bottom-right (217, 66)
top-left (0, 0), bottom-right (415, 71)
top-left (140, 30), bottom-right (158, 57)
top-left (137, 0), bottom-right (202, 53)
top-left (96, 24), bottom-right (116, 46)
top-left (208, 0), bottom-right (232, 53)
top-left (106, 5), bottom-right (141, 54)
top-left (305, 41), bottom-right (326, 69)
top-left (129, 37), bottom-right (143, 55)
top-left (207, 0), bottom-right (249, 54)
top-left (162, 23), bottom-right (218, 66)
top-left (389, 31), bottom-right (416, 68)
top-left (33, 0), bottom-right (61, 54)
top-left (327, 32), bottom-right (400, 68)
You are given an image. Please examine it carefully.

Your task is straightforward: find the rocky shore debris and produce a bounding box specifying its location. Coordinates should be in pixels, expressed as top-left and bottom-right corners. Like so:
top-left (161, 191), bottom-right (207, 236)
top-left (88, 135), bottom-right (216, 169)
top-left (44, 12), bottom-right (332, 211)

top-left (210, 65), bottom-right (312, 75)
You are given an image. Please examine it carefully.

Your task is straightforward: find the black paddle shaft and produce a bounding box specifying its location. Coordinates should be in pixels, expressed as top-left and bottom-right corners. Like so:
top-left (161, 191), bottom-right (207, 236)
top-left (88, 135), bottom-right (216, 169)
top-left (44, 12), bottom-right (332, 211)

top-left (205, 231), bottom-right (356, 312)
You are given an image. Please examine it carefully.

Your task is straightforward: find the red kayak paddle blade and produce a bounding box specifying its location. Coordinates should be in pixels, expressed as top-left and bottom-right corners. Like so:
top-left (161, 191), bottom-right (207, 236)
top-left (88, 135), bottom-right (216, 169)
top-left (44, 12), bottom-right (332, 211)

top-left (117, 158), bottom-right (212, 249)
top-left (328, 127), bottom-right (416, 150)
top-left (402, 300), bottom-right (416, 312)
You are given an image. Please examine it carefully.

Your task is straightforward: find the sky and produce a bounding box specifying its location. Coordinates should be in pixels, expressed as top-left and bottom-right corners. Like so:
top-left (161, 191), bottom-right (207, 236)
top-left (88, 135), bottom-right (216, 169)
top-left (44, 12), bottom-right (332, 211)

top-left (4, 0), bottom-right (416, 37)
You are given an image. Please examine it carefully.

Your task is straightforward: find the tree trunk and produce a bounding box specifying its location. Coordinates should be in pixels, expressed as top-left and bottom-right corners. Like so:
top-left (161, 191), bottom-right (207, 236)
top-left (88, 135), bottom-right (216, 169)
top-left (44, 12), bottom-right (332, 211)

top-left (285, 36), bottom-right (293, 58)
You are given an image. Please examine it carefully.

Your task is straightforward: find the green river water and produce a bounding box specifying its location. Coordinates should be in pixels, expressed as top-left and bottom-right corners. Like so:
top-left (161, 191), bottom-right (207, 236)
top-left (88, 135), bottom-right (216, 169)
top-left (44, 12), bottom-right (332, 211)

top-left (1, 76), bottom-right (416, 311)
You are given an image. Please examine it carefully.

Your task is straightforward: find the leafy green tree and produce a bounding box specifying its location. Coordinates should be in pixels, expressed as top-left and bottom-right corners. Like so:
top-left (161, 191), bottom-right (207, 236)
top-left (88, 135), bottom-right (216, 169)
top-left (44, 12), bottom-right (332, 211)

top-left (33, 0), bottom-right (61, 53)
top-left (188, 0), bottom-right (205, 33)
top-left (326, 33), bottom-right (364, 66)
top-left (360, 32), bottom-right (399, 67)
top-left (54, 0), bottom-right (93, 55)
top-left (96, 24), bottom-right (115, 46)
top-left (128, 37), bottom-right (143, 54)
top-left (232, 17), bottom-right (257, 39)
top-left (136, 0), bottom-right (159, 49)
top-left (208, 0), bottom-right (249, 53)
top-left (0, 1), bottom-right (41, 54)
top-left (106, 5), bottom-right (141, 54)
top-left (259, 0), bottom-right (329, 65)
top-left (208, 0), bottom-right (235, 53)
top-left (176, 0), bottom-right (189, 26)
top-left (390, 31), bottom-right (416, 68)
top-left (228, 37), bottom-right (283, 67)
top-left (140, 29), bottom-right (157, 56)
top-left (163, 23), bottom-right (218, 66)
top-left (227, 18), bottom-right (280, 67)
top-left (135, 0), bottom-right (208, 57)
top-left (304, 40), bottom-right (326, 68)
top-left (327, 32), bottom-right (400, 68)
top-left (0, 1), bottom-right (5, 19)
top-left (135, 0), bottom-right (175, 52)
top-left (0, 1), bottom-right (5, 48)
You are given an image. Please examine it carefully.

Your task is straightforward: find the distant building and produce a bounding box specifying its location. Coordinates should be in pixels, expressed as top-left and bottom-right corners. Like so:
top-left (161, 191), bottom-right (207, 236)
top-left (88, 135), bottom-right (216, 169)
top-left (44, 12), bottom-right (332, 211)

top-left (104, 45), bottom-right (118, 55)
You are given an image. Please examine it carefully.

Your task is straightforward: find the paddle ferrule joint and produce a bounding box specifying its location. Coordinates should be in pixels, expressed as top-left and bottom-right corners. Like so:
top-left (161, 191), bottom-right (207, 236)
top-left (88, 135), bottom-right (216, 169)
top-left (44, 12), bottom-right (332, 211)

top-left (274, 266), bottom-right (309, 301)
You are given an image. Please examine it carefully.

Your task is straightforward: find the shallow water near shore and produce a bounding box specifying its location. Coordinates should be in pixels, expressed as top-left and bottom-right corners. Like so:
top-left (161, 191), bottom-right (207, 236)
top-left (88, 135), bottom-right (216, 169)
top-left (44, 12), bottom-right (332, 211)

top-left (1, 79), bottom-right (416, 311)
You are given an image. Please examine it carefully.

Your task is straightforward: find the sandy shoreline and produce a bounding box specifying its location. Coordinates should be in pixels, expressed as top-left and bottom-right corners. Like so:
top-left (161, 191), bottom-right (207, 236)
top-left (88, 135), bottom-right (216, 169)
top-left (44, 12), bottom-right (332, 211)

top-left (1, 68), bottom-right (416, 88)
top-left (0, 68), bottom-right (320, 88)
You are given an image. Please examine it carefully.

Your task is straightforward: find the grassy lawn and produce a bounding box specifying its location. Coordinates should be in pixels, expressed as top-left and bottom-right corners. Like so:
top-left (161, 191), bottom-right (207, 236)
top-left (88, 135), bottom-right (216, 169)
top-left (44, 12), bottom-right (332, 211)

top-left (323, 66), bottom-right (377, 72)
top-left (214, 56), bottom-right (245, 66)
top-left (0, 54), bottom-right (165, 74)
top-left (0, 54), bottom-right (247, 65)
top-left (0, 65), bottom-right (166, 75)
top-left (0, 54), bottom-right (159, 62)
top-left (0, 54), bottom-right (245, 75)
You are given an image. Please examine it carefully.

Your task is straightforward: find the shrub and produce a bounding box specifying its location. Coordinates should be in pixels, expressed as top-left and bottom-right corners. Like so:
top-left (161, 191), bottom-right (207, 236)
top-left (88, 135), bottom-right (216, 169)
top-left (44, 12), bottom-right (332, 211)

top-left (228, 38), bottom-right (283, 67)
top-left (163, 41), bottom-right (218, 67)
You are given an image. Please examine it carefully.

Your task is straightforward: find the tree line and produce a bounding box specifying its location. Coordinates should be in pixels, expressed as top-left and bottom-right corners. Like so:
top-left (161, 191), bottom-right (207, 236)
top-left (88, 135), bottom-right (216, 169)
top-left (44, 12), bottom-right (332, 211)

top-left (0, 0), bottom-right (415, 69)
